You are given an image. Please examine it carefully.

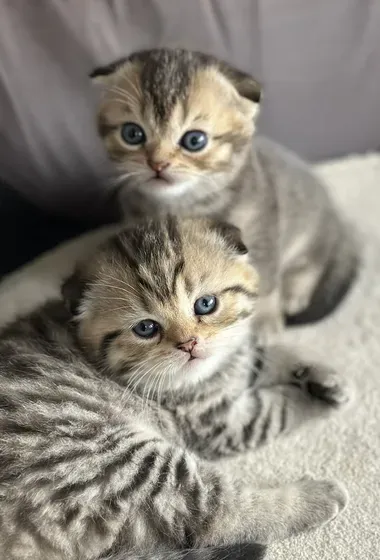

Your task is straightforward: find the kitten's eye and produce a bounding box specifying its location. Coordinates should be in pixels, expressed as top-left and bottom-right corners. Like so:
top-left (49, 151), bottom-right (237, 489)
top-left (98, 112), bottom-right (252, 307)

top-left (180, 130), bottom-right (208, 152)
top-left (132, 319), bottom-right (160, 338)
top-left (121, 122), bottom-right (146, 146)
top-left (194, 295), bottom-right (217, 316)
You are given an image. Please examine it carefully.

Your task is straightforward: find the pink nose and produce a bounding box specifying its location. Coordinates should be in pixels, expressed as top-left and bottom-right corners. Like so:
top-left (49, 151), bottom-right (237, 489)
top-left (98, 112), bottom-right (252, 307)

top-left (177, 337), bottom-right (197, 353)
top-left (148, 160), bottom-right (170, 173)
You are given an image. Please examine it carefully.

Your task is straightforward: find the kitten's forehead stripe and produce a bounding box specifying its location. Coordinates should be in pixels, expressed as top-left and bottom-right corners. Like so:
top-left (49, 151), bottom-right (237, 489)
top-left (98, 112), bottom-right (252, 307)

top-left (110, 216), bottom-right (185, 305)
top-left (132, 50), bottom-right (196, 124)
top-left (220, 286), bottom-right (257, 299)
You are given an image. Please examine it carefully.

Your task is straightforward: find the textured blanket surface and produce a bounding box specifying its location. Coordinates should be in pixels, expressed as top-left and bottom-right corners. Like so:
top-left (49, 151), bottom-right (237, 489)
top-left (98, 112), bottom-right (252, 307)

top-left (0, 154), bottom-right (379, 559)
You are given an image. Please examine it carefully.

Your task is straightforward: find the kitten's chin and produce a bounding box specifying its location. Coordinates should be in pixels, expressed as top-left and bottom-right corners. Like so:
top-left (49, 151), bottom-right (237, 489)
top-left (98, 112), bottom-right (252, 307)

top-left (136, 176), bottom-right (198, 199)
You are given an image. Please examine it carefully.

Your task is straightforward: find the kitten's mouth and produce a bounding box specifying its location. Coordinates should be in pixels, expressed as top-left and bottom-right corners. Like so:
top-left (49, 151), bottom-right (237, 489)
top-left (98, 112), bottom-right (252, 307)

top-left (151, 173), bottom-right (174, 185)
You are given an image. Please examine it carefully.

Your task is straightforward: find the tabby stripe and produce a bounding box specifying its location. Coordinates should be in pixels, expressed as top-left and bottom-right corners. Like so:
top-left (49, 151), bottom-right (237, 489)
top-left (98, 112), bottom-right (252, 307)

top-left (242, 393), bottom-right (263, 445)
top-left (184, 524), bottom-right (197, 548)
top-left (280, 402), bottom-right (288, 433)
top-left (98, 121), bottom-right (120, 137)
top-left (94, 439), bottom-right (156, 481)
top-left (111, 236), bottom-right (139, 270)
top-left (174, 454), bottom-right (189, 487)
top-left (0, 421), bottom-right (38, 435)
top-left (257, 409), bottom-right (272, 446)
top-left (18, 506), bottom-right (51, 547)
top-left (29, 429), bottom-right (137, 473)
top-left (119, 451), bottom-right (158, 496)
top-left (198, 398), bottom-right (229, 425)
top-left (209, 423), bottom-right (227, 441)
top-left (226, 435), bottom-right (239, 452)
top-left (200, 476), bottom-right (223, 534)
top-left (250, 348), bottom-right (265, 386)
top-left (171, 259), bottom-right (185, 294)
top-left (184, 276), bottom-right (194, 295)
top-left (220, 286), bottom-right (257, 299)
top-left (100, 330), bottom-right (122, 361)
top-left (185, 479), bottom-right (202, 520)
top-left (29, 448), bottom-right (96, 472)
top-left (137, 275), bottom-right (169, 303)
top-left (63, 505), bottom-right (80, 526)
top-left (151, 454), bottom-right (173, 497)
top-left (237, 310), bottom-right (253, 320)
top-left (11, 388), bottom-right (104, 415)
top-left (51, 439), bottom-right (155, 501)
top-left (23, 396), bottom-right (103, 418)
top-left (0, 394), bottom-right (16, 410)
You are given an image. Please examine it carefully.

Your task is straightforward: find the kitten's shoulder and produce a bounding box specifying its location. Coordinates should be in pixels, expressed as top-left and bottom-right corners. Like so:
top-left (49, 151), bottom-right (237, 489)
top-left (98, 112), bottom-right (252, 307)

top-left (0, 299), bottom-right (71, 343)
top-left (254, 135), bottom-right (311, 172)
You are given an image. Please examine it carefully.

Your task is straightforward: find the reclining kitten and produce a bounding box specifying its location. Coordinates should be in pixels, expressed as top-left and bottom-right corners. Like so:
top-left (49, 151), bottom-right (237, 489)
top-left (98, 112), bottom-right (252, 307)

top-left (0, 217), bottom-right (350, 560)
top-left (90, 48), bottom-right (359, 343)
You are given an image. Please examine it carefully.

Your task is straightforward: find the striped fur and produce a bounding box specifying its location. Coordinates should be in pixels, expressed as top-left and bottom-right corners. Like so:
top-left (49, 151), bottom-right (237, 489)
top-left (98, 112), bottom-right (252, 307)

top-left (92, 47), bottom-right (359, 343)
top-left (0, 218), bottom-right (350, 559)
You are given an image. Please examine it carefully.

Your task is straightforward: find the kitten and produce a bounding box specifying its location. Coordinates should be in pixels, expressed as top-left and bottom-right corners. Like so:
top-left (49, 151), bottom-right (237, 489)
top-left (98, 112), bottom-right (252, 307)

top-left (90, 48), bottom-right (359, 343)
top-left (0, 217), bottom-right (350, 560)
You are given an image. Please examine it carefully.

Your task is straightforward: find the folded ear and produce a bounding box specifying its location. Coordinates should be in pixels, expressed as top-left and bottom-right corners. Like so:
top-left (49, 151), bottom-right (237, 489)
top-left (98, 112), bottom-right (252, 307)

top-left (89, 57), bottom-right (129, 84)
top-left (217, 61), bottom-right (262, 103)
top-left (211, 221), bottom-right (248, 257)
top-left (61, 272), bottom-right (88, 317)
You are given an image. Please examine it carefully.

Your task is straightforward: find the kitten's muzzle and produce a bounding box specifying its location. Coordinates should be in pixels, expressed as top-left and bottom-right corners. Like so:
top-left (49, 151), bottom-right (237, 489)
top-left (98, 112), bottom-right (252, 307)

top-left (148, 159), bottom-right (170, 175)
top-left (177, 337), bottom-right (197, 355)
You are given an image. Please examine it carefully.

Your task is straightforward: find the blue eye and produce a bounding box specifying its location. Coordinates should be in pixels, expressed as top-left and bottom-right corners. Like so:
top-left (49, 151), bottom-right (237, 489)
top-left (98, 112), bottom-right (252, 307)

top-left (121, 122), bottom-right (146, 146)
top-left (132, 319), bottom-right (160, 338)
top-left (194, 295), bottom-right (217, 316)
top-left (180, 130), bottom-right (208, 152)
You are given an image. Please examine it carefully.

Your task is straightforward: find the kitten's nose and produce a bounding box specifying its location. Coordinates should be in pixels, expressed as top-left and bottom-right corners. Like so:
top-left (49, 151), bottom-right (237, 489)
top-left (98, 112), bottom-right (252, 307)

top-left (177, 337), bottom-right (197, 353)
top-left (148, 160), bottom-right (170, 173)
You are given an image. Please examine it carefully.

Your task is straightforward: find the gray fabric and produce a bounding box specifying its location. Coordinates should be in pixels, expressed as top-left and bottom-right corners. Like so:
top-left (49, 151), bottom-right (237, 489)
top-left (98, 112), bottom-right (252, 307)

top-left (0, 0), bottom-right (379, 217)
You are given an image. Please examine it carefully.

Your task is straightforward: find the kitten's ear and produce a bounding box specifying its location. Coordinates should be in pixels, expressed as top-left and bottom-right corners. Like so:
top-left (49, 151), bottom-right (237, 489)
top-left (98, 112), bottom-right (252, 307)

top-left (89, 57), bottom-right (129, 84)
top-left (61, 272), bottom-right (88, 317)
top-left (211, 221), bottom-right (249, 258)
top-left (218, 62), bottom-right (262, 104)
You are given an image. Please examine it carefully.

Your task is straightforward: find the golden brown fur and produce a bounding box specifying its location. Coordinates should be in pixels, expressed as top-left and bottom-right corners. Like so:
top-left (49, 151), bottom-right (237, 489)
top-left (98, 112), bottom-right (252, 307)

top-left (68, 218), bottom-right (259, 393)
top-left (94, 51), bottom-right (258, 195)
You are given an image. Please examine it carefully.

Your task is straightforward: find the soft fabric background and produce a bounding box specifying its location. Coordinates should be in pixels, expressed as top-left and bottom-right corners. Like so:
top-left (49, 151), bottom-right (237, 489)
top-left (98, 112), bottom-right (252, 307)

top-left (0, 153), bottom-right (379, 558)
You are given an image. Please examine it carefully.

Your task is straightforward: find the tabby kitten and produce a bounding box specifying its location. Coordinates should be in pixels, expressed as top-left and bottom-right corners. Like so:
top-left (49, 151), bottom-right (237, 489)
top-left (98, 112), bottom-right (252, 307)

top-left (0, 217), bottom-right (350, 560)
top-left (91, 48), bottom-right (359, 343)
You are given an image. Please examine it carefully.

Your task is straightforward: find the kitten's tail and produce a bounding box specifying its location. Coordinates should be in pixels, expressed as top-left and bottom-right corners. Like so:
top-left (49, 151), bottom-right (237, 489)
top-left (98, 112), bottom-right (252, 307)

top-left (286, 224), bottom-right (360, 326)
top-left (101, 543), bottom-right (267, 560)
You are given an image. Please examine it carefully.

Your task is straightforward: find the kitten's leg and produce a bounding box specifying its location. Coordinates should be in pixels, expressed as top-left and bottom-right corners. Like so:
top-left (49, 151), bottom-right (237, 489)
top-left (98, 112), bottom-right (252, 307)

top-left (282, 261), bottom-right (325, 316)
top-left (187, 346), bottom-right (352, 458)
top-left (81, 439), bottom-right (347, 548)
top-left (253, 289), bottom-right (283, 345)
top-left (0, 435), bottom-right (348, 557)
top-left (246, 220), bottom-right (283, 345)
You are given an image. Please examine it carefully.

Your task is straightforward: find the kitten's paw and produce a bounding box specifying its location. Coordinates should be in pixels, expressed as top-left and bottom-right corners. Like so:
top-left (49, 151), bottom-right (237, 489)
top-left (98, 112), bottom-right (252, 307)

top-left (251, 477), bottom-right (348, 543)
top-left (292, 363), bottom-right (353, 407)
top-left (293, 478), bottom-right (348, 530)
top-left (254, 292), bottom-right (284, 346)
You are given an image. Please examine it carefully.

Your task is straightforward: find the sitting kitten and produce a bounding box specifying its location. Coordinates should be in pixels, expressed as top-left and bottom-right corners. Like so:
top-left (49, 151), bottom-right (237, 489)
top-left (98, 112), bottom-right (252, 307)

top-left (0, 217), bottom-right (350, 560)
top-left (90, 48), bottom-right (359, 342)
